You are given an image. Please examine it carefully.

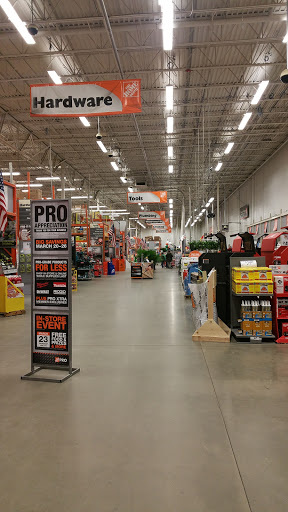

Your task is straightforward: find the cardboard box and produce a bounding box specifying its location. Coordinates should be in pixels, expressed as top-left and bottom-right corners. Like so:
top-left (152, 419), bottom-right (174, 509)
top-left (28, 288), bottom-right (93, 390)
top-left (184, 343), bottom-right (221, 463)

top-left (242, 319), bottom-right (253, 336)
top-left (262, 311), bottom-right (272, 320)
top-left (253, 320), bottom-right (263, 336)
top-left (254, 281), bottom-right (273, 294)
top-left (233, 281), bottom-right (254, 294)
top-left (242, 311), bottom-right (252, 319)
top-left (232, 267), bottom-right (254, 282)
top-left (17, 189), bottom-right (42, 200)
top-left (252, 311), bottom-right (263, 319)
top-left (253, 268), bottom-right (272, 281)
top-left (262, 320), bottom-right (272, 336)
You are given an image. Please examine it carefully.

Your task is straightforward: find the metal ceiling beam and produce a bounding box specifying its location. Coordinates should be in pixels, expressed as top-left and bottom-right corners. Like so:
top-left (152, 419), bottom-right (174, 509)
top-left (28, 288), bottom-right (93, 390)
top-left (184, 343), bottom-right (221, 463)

top-left (0, 13), bottom-right (284, 39)
top-left (0, 37), bottom-right (284, 60)
top-left (0, 61), bottom-right (284, 84)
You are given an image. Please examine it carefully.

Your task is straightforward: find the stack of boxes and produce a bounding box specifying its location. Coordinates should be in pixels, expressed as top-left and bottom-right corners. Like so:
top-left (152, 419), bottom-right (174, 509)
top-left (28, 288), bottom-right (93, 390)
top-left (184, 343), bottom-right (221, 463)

top-left (241, 300), bottom-right (272, 337)
top-left (232, 266), bottom-right (273, 337)
top-left (232, 267), bottom-right (273, 295)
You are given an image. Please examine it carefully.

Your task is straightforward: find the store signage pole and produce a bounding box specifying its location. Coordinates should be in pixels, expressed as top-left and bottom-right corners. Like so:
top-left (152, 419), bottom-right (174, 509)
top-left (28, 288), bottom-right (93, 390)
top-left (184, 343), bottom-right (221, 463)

top-left (21, 199), bottom-right (80, 383)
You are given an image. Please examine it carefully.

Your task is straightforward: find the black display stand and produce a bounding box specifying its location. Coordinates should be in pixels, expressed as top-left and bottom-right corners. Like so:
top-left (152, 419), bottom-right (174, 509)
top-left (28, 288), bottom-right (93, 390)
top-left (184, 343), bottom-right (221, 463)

top-left (230, 256), bottom-right (275, 343)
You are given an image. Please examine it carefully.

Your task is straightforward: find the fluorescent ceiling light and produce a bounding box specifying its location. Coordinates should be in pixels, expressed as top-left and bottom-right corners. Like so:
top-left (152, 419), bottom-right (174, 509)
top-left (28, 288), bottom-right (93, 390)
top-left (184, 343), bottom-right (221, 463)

top-left (56, 187), bottom-right (76, 192)
top-left (185, 218), bottom-right (191, 228)
top-left (167, 116), bottom-right (174, 133)
top-left (97, 140), bottom-right (107, 153)
top-left (166, 85), bottom-right (174, 110)
top-left (169, 198), bottom-right (173, 203)
top-left (21, 189), bottom-right (28, 192)
top-left (0, 0), bottom-right (35, 45)
top-left (224, 142), bottom-right (234, 155)
top-left (36, 176), bottom-right (61, 181)
top-left (128, 187), bottom-right (133, 192)
top-left (205, 202), bottom-right (210, 208)
top-left (238, 112), bottom-right (252, 130)
top-left (201, 208), bottom-right (206, 213)
top-left (209, 197), bottom-right (214, 203)
top-left (161, 0), bottom-right (174, 51)
top-left (47, 70), bottom-right (62, 85)
top-left (137, 221), bottom-right (146, 229)
top-left (138, 202), bottom-right (141, 205)
top-left (2, 172), bottom-right (20, 176)
top-left (215, 162), bottom-right (223, 171)
top-left (79, 116), bottom-right (90, 127)
top-left (120, 176), bottom-right (127, 183)
top-left (141, 206), bottom-right (144, 210)
top-left (111, 162), bottom-right (119, 171)
top-left (251, 80), bottom-right (269, 105)
top-left (168, 146), bottom-right (173, 158)
top-left (283, 33), bottom-right (288, 43)
top-left (71, 195), bottom-right (92, 199)
top-left (168, 165), bottom-right (173, 174)
top-left (16, 183), bottom-right (43, 187)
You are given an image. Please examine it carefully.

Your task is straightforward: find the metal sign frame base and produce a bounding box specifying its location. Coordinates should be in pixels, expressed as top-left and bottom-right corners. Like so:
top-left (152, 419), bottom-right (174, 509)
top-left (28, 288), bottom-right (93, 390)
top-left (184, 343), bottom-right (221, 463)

top-left (21, 366), bottom-right (80, 383)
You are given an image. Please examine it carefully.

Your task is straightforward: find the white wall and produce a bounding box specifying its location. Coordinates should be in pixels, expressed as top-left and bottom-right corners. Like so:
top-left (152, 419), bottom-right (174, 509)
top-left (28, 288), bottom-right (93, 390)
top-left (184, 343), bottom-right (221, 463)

top-left (193, 140), bottom-right (288, 245)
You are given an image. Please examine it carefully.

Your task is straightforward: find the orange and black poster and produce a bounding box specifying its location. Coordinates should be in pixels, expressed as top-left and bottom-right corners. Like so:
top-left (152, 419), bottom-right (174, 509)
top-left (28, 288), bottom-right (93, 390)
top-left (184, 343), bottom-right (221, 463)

top-left (34, 259), bottom-right (69, 308)
top-left (35, 314), bottom-right (68, 351)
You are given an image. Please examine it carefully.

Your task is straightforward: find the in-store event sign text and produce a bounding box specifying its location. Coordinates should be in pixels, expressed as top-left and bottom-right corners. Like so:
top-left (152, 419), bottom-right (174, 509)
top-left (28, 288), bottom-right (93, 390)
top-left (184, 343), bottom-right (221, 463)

top-left (127, 191), bottom-right (167, 204)
top-left (31, 200), bottom-right (72, 370)
top-left (30, 79), bottom-right (141, 117)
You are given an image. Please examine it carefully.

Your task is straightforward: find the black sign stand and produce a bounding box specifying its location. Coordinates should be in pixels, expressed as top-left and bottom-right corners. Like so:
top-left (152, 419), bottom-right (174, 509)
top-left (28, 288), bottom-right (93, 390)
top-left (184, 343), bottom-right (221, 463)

top-left (21, 199), bottom-right (80, 383)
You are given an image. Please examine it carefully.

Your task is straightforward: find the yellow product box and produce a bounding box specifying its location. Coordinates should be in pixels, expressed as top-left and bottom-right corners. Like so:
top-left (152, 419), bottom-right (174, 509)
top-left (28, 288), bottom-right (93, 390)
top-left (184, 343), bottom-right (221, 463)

top-left (254, 281), bottom-right (273, 294)
top-left (233, 280), bottom-right (254, 294)
top-left (253, 267), bottom-right (272, 282)
top-left (232, 267), bottom-right (254, 282)
top-left (253, 320), bottom-right (263, 336)
top-left (242, 319), bottom-right (253, 336)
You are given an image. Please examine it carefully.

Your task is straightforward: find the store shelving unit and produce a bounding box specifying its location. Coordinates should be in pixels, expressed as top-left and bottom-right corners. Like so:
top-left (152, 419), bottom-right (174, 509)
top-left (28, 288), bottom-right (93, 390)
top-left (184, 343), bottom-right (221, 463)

top-left (72, 205), bottom-right (90, 251)
top-left (230, 256), bottom-right (275, 343)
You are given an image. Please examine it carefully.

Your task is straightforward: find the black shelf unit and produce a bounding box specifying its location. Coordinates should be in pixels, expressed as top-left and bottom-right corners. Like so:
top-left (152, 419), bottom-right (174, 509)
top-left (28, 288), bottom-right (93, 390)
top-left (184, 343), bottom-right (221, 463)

top-left (230, 256), bottom-right (274, 343)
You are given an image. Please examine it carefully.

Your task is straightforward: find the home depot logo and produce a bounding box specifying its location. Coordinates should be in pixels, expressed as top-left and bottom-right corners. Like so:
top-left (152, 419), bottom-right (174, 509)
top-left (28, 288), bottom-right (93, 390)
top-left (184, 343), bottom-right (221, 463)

top-left (55, 357), bottom-right (68, 363)
top-left (123, 81), bottom-right (139, 97)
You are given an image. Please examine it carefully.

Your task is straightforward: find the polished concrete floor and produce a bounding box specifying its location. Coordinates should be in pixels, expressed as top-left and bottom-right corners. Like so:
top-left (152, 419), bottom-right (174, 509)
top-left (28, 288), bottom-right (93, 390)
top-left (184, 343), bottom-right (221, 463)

top-left (1, 268), bottom-right (288, 512)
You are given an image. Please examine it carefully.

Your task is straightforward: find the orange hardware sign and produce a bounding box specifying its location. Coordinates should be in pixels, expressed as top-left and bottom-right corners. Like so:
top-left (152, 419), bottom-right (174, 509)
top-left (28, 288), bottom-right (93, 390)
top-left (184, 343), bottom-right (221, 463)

top-left (30, 79), bottom-right (141, 117)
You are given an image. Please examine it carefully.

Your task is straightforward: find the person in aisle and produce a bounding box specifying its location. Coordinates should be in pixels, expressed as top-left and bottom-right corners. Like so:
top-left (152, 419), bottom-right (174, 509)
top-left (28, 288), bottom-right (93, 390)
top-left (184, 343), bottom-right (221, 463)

top-left (166, 249), bottom-right (173, 269)
top-left (161, 251), bottom-right (166, 268)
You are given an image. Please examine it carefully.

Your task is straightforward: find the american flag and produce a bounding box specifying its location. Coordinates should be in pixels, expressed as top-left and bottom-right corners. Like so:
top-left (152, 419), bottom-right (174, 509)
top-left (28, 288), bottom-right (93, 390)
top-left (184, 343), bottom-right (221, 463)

top-left (0, 171), bottom-right (7, 235)
top-left (108, 223), bottom-right (116, 247)
top-left (125, 231), bottom-right (131, 248)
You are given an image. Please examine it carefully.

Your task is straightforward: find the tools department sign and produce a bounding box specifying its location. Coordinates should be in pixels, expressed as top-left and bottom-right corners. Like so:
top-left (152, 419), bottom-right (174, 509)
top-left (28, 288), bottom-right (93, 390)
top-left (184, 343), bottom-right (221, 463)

top-left (30, 200), bottom-right (73, 371)
top-left (30, 79), bottom-right (141, 117)
top-left (127, 191), bottom-right (167, 204)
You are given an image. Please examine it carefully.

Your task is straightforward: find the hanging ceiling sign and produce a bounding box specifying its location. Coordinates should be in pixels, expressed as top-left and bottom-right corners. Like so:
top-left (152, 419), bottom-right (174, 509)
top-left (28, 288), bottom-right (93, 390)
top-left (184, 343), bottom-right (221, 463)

top-left (30, 79), bottom-right (141, 117)
top-left (138, 211), bottom-right (166, 220)
top-left (128, 191), bottom-right (167, 204)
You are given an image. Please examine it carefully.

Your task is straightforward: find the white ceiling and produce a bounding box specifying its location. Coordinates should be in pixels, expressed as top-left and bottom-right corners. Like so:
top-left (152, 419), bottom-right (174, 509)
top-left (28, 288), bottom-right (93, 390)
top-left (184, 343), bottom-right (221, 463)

top-left (0, 0), bottom-right (287, 222)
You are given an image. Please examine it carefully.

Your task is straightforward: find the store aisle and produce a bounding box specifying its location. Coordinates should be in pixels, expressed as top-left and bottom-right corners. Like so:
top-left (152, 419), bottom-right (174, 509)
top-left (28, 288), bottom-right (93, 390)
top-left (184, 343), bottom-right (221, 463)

top-left (1, 269), bottom-right (288, 512)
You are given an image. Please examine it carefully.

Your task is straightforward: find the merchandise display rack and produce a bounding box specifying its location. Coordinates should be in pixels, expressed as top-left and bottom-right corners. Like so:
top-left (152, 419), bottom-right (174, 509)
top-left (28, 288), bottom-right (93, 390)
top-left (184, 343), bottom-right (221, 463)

top-left (230, 256), bottom-right (275, 343)
top-left (72, 205), bottom-right (90, 251)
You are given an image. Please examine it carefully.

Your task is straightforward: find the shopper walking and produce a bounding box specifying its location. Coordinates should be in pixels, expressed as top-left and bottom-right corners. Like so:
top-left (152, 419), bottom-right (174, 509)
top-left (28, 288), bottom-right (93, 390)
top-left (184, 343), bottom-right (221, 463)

top-left (166, 249), bottom-right (173, 269)
top-left (161, 252), bottom-right (166, 268)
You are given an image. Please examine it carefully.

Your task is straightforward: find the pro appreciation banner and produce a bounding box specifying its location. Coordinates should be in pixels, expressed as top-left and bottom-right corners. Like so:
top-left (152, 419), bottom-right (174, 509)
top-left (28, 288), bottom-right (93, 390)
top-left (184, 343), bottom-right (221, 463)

top-left (30, 79), bottom-right (141, 117)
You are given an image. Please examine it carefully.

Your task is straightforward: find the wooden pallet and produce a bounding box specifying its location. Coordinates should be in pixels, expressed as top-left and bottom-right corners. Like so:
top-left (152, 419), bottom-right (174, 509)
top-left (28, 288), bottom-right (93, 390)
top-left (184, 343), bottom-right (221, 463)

top-left (1, 309), bottom-right (26, 317)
